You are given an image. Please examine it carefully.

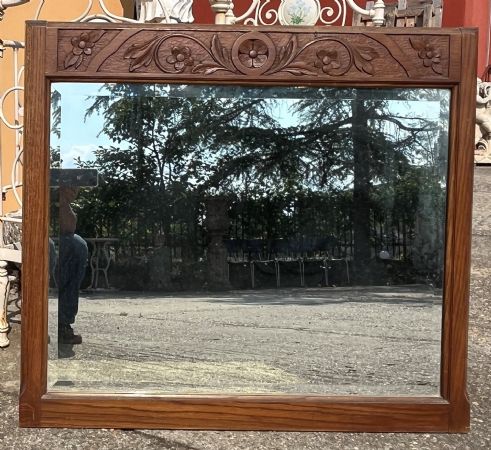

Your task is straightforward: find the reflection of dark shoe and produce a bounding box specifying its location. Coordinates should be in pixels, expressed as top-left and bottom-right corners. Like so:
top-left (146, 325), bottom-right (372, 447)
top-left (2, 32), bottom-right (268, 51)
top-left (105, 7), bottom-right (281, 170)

top-left (58, 344), bottom-right (75, 358)
top-left (58, 324), bottom-right (82, 345)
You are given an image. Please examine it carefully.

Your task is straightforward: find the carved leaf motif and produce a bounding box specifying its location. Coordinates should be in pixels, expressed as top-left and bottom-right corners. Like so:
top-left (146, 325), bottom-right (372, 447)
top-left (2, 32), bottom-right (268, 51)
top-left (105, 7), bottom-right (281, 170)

top-left (124, 38), bottom-right (160, 72)
top-left (269, 36), bottom-right (298, 74)
top-left (282, 64), bottom-right (317, 76)
top-left (409, 37), bottom-right (425, 51)
top-left (432, 63), bottom-right (444, 75)
top-left (357, 46), bottom-right (378, 61)
top-left (192, 63), bottom-right (232, 75)
top-left (210, 35), bottom-right (234, 71)
top-left (64, 53), bottom-right (82, 69)
top-left (351, 46), bottom-right (378, 75)
top-left (88, 30), bottom-right (105, 44)
top-left (281, 36), bottom-right (297, 65)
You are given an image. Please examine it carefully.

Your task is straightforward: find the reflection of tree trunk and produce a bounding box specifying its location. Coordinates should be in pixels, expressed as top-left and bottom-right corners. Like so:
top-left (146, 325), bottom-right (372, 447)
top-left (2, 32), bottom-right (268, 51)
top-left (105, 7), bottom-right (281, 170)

top-left (352, 96), bottom-right (372, 274)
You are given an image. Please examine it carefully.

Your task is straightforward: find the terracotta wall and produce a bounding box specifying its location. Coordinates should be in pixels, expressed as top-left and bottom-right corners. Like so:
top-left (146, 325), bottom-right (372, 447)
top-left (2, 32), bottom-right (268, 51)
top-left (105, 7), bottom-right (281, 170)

top-left (443, 0), bottom-right (490, 77)
top-left (0, 0), bottom-right (133, 212)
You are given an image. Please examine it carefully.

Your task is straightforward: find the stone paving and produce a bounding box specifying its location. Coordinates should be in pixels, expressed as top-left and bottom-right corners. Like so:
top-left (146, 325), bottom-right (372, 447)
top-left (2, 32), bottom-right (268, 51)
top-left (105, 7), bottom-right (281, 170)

top-left (0, 167), bottom-right (490, 449)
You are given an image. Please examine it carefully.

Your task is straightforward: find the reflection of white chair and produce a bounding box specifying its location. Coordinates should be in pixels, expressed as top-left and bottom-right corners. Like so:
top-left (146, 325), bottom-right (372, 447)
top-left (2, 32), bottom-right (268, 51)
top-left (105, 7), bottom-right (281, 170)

top-left (227, 237), bottom-right (351, 289)
top-left (85, 238), bottom-right (118, 289)
top-left (0, 211), bottom-right (22, 348)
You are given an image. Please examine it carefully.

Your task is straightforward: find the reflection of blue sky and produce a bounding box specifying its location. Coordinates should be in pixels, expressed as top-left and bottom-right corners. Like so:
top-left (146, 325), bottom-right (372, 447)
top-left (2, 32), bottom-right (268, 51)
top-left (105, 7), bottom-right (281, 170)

top-left (51, 83), bottom-right (111, 168)
top-left (51, 83), bottom-right (448, 169)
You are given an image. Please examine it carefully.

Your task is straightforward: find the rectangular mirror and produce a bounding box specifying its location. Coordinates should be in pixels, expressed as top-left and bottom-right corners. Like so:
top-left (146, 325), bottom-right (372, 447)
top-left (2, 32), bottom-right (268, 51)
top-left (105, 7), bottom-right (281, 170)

top-left (21, 22), bottom-right (476, 432)
top-left (47, 82), bottom-right (448, 397)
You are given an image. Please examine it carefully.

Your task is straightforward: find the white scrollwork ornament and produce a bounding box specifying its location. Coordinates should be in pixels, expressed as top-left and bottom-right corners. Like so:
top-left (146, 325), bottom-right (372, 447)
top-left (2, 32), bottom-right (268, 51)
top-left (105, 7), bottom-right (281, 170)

top-left (0, 0), bottom-right (29, 20)
top-left (136, 0), bottom-right (194, 23)
top-left (235, 0), bottom-right (348, 27)
top-left (0, 0), bottom-right (29, 11)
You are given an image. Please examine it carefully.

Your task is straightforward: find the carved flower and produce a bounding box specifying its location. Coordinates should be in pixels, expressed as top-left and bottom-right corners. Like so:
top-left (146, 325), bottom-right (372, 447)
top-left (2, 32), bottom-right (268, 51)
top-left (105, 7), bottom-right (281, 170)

top-left (410, 37), bottom-right (443, 75)
top-left (71, 33), bottom-right (95, 56)
top-left (64, 31), bottom-right (105, 70)
top-left (418, 43), bottom-right (441, 68)
top-left (166, 46), bottom-right (194, 71)
top-left (238, 39), bottom-right (268, 69)
top-left (314, 49), bottom-right (341, 74)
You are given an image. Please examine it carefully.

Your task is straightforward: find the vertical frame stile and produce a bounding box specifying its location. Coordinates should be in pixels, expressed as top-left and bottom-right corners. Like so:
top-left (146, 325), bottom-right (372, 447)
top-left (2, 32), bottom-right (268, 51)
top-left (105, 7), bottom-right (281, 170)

top-left (19, 21), bottom-right (50, 427)
top-left (446, 28), bottom-right (477, 433)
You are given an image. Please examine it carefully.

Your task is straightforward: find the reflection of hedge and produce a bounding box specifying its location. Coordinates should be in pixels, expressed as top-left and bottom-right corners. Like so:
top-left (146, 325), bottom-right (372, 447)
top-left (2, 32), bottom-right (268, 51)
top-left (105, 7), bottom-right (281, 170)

top-left (107, 257), bottom-right (207, 291)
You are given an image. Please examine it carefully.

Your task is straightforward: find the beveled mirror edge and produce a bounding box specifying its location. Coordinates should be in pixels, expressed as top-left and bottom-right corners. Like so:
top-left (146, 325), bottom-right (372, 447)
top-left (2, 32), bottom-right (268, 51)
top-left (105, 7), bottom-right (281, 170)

top-left (20, 21), bottom-right (476, 432)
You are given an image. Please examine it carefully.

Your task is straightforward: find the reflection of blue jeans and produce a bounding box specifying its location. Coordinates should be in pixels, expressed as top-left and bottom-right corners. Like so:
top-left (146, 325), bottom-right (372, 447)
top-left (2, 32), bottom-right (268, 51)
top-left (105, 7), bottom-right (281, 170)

top-left (50, 234), bottom-right (88, 325)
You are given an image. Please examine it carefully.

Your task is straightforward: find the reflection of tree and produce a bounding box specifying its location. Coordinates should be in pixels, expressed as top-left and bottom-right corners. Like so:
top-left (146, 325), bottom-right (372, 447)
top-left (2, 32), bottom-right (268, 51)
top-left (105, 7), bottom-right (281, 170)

top-left (75, 84), bottom-right (282, 257)
top-left (71, 84), bottom-right (448, 285)
top-left (50, 89), bottom-right (61, 168)
top-left (294, 88), bottom-right (447, 276)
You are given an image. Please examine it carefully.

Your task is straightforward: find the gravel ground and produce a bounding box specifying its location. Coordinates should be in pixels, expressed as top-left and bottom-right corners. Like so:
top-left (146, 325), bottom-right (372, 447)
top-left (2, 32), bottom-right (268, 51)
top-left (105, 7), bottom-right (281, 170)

top-left (1, 167), bottom-right (490, 449)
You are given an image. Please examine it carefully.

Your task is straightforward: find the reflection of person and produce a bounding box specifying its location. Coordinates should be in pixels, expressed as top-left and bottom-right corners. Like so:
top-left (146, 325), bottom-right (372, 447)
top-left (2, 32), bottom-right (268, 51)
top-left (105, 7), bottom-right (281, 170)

top-left (56, 186), bottom-right (88, 345)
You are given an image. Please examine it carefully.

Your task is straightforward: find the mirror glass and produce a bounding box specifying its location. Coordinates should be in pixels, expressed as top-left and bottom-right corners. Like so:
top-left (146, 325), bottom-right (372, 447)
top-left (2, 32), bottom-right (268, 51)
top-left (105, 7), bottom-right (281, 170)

top-left (48, 82), bottom-right (449, 395)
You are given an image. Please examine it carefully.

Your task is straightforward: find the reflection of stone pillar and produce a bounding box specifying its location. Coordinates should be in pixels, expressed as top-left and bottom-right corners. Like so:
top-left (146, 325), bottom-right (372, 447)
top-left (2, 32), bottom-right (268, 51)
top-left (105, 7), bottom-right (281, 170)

top-left (206, 196), bottom-right (231, 290)
top-left (413, 193), bottom-right (443, 274)
top-left (149, 245), bottom-right (172, 290)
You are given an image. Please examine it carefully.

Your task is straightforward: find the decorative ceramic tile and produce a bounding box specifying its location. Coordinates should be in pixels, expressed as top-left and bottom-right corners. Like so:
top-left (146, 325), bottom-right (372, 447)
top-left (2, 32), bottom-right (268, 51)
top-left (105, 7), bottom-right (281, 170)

top-left (279, 0), bottom-right (321, 26)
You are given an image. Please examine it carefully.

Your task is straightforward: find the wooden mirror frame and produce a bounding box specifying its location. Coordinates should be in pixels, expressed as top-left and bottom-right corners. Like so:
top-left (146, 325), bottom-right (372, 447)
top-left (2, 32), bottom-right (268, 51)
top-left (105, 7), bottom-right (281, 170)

top-left (20, 21), bottom-right (476, 432)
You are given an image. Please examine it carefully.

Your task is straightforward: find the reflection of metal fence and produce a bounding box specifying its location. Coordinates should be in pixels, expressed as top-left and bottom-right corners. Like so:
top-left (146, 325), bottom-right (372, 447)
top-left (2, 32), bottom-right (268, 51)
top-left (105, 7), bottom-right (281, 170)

top-left (98, 204), bottom-right (415, 264)
top-left (224, 236), bottom-right (339, 261)
top-left (228, 202), bottom-right (414, 263)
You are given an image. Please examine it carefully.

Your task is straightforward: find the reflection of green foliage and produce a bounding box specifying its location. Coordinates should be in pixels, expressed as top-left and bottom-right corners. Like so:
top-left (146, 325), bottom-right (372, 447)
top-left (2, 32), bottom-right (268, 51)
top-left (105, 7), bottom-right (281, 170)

top-left (50, 146), bottom-right (61, 168)
top-left (50, 89), bottom-right (61, 139)
top-left (71, 85), bottom-right (448, 282)
top-left (50, 89), bottom-right (62, 168)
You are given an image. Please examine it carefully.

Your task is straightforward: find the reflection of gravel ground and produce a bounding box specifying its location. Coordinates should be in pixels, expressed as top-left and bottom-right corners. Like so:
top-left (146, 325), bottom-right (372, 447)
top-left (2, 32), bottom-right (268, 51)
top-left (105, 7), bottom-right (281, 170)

top-left (47, 285), bottom-right (441, 396)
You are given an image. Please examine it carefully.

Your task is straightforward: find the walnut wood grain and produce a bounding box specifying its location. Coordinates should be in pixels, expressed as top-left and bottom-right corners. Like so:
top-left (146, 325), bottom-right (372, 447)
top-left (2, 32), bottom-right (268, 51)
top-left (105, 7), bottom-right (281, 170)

top-left (21, 21), bottom-right (477, 432)
top-left (45, 24), bottom-right (457, 82)
top-left (20, 21), bottom-right (50, 427)
top-left (443, 28), bottom-right (476, 433)
top-left (37, 395), bottom-right (449, 431)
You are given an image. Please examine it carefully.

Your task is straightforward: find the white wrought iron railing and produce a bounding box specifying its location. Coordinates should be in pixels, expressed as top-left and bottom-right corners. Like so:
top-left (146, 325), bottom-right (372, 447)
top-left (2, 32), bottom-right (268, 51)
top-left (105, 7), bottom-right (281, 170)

top-left (0, 39), bottom-right (24, 248)
top-left (210, 0), bottom-right (385, 27)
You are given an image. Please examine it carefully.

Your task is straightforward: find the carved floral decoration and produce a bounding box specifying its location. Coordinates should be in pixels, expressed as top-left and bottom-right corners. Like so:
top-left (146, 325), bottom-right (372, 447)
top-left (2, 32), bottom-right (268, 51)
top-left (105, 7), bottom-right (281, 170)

top-left (315, 49), bottom-right (341, 73)
top-left (123, 32), bottom-right (381, 78)
top-left (64, 31), bottom-right (105, 69)
top-left (237, 39), bottom-right (269, 69)
top-left (409, 37), bottom-right (443, 75)
top-left (166, 46), bottom-right (194, 71)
